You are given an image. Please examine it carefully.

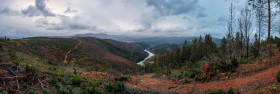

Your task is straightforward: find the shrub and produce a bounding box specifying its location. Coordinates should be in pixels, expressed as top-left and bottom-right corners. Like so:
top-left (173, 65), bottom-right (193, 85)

top-left (231, 57), bottom-right (238, 68)
top-left (112, 81), bottom-right (125, 93)
top-left (209, 71), bottom-right (216, 77)
top-left (186, 68), bottom-right (202, 78)
top-left (86, 79), bottom-right (105, 94)
top-left (227, 87), bottom-right (234, 94)
top-left (29, 89), bottom-right (39, 94)
top-left (73, 87), bottom-right (83, 94)
top-left (195, 75), bottom-right (200, 81)
top-left (170, 72), bottom-right (182, 79)
top-left (276, 71), bottom-right (280, 83)
top-left (58, 86), bottom-right (71, 94)
top-left (268, 87), bottom-right (276, 92)
top-left (43, 88), bottom-right (51, 94)
top-left (209, 89), bottom-right (223, 94)
top-left (184, 78), bottom-right (190, 83)
top-left (8, 49), bottom-right (16, 59)
top-left (48, 60), bottom-right (54, 65)
top-left (25, 65), bottom-right (37, 73)
top-left (105, 81), bottom-right (125, 93)
top-left (70, 75), bottom-right (84, 85)
top-left (0, 92), bottom-right (8, 94)
top-left (13, 60), bottom-right (21, 65)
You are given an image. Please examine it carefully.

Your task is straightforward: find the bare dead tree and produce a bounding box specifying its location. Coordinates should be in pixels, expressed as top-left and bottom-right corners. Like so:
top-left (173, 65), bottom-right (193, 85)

top-left (253, 0), bottom-right (266, 56)
top-left (241, 6), bottom-right (252, 58)
top-left (268, 0), bottom-right (272, 56)
top-left (226, 3), bottom-right (236, 59)
top-left (238, 15), bottom-right (243, 57)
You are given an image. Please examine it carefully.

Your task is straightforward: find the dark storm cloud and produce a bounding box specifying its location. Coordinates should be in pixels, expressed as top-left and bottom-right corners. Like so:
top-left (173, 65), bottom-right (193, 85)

top-left (22, 0), bottom-right (55, 17)
top-left (146, 0), bottom-right (206, 17)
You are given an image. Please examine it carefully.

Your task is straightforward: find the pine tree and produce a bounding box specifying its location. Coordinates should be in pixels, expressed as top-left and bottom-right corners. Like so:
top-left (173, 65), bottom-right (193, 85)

top-left (175, 48), bottom-right (181, 67)
top-left (221, 37), bottom-right (227, 55)
top-left (181, 41), bottom-right (190, 62)
top-left (190, 38), bottom-right (198, 63)
top-left (198, 35), bottom-right (203, 58)
top-left (235, 32), bottom-right (241, 53)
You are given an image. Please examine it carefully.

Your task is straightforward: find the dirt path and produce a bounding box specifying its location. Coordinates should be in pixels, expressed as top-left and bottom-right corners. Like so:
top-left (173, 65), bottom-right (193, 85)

top-left (126, 65), bottom-right (280, 94)
top-left (126, 51), bottom-right (280, 94)
top-left (63, 40), bottom-right (82, 63)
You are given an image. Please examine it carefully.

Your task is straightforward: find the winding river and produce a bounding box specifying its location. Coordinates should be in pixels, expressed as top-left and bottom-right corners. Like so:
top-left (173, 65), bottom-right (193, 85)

top-left (137, 49), bottom-right (154, 66)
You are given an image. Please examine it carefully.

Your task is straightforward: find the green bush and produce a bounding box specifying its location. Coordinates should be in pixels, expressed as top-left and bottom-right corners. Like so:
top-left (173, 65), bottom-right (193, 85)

top-left (43, 88), bottom-right (51, 94)
top-left (105, 81), bottom-right (125, 93)
top-left (13, 59), bottom-right (21, 65)
top-left (185, 68), bottom-right (202, 78)
top-left (58, 86), bottom-right (71, 94)
top-left (231, 57), bottom-right (238, 68)
top-left (209, 89), bottom-right (223, 94)
top-left (0, 92), bottom-right (8, 94)
top-left (170, 72), bottom-right (182, 79)
top-left (25, 65), bottom-right (37, 73)
top-left (48, 60), bottom-right (54, 65)
top-left (70, 75), bottom-right (84, 85)
top-left (85, 79), bottom-right (105, 94)
top-left (276, 71), bottom-right (280, 82)
top-left (73, 87), bottom-right (83, 94)
top-left (268, 87), bottom-right (276, 92)
top-left (8, 49), bottom-right (16, 59)
top-left (195, 75), bottom-right (200, 81)
top-left (227, 87), bottom-right (234, 94)
top-left (29, 89), bottom-right (39, 94)
top-left (209, 71), bottom-right (216, 77)
top-left (184, 78), bottom-right (190, 83)
top-left (111, 81), bottom-right (125, 93)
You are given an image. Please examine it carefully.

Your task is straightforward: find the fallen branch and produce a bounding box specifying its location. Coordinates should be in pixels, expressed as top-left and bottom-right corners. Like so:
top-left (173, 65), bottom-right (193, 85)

top-left (16, 75), bottom-right (19, 90)
top-left (38, 79), bottom-right (45, 89)
top-left (0, 76), bottom-right (26, 79)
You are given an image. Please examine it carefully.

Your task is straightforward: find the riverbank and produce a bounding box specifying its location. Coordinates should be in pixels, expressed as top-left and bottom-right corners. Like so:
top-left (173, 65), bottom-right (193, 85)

top-left (137, 49), bottom-right (154, 66)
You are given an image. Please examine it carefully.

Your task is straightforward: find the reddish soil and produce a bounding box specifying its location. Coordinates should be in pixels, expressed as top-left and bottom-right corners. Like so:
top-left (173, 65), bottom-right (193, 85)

top-left (63, 40), bottom-right (82, 63)
top-left (81, 71), bottom-right (114, 80)
top-left (80, 41), bottom-right (136, 68)
top-left (125, 50), bottom-right (280, 94)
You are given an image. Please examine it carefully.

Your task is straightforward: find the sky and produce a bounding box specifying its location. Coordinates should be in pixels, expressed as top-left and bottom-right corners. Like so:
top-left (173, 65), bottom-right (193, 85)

top-left (0, 0), bottom-right (247, 38)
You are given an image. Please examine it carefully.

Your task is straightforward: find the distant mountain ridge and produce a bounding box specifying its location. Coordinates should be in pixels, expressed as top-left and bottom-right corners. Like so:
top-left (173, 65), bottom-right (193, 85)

top-left (72, 33), bottom-right (222, 46)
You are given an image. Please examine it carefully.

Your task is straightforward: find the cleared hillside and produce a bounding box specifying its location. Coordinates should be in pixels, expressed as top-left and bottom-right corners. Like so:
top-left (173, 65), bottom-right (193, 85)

top-left (10, 37), bottom-right (147, 69)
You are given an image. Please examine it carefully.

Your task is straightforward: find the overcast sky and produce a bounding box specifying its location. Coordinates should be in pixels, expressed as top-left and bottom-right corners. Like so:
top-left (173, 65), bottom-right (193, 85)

top-left (0, 0), bottom-right (246, 38)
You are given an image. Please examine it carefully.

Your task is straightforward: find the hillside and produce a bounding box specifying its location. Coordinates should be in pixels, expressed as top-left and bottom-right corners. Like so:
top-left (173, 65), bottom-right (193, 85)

top-left (9, 37), bottom-right (147, 69)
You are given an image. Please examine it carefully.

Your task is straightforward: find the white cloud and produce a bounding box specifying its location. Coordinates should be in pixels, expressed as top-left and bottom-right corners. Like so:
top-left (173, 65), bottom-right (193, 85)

top-left (0, 0), bottom-right (247, 38)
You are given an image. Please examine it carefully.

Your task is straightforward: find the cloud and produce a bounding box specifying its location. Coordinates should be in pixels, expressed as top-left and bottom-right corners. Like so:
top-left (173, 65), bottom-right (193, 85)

top-left (146, 0), bottom-right (206, 17)
top-left (35, 15), bottom-right (95, 31)
top-left (0, 7), bottom-right (21, 16)
top-left (22, 0), bottom-right (55, 17)
top-left (64, 7), bottom-right (78, 13)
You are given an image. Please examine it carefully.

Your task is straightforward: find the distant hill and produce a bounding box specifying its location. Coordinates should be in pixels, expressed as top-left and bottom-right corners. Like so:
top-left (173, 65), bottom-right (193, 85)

top-left (10, 37), bottom-right (148, 69)
top-left (72, 33), bottom-right (221, 47)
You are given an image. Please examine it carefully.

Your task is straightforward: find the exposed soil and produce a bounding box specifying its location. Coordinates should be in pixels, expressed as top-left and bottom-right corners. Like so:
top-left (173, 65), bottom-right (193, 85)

top-left (125, 50), bottom-right (280, 94)
top-left (63, 40), bottom-right (82, 63)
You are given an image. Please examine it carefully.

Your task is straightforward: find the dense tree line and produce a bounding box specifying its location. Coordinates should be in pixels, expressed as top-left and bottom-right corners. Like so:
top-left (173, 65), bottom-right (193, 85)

top-left (154, 34), bottom-right (218, 69)
top-left (138, 0), bottom-right (280, 74)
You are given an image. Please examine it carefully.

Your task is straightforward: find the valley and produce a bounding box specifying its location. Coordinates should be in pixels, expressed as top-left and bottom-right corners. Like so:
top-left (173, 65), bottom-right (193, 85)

top-left (1, 0), bottom-right (280, 94)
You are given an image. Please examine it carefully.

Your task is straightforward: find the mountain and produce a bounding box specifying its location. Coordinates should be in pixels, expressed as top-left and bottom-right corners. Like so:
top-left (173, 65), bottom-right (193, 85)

top-left (10, 37), bottom-right (148, 69)
top-left (72, 33), bottom-right (221, 47)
